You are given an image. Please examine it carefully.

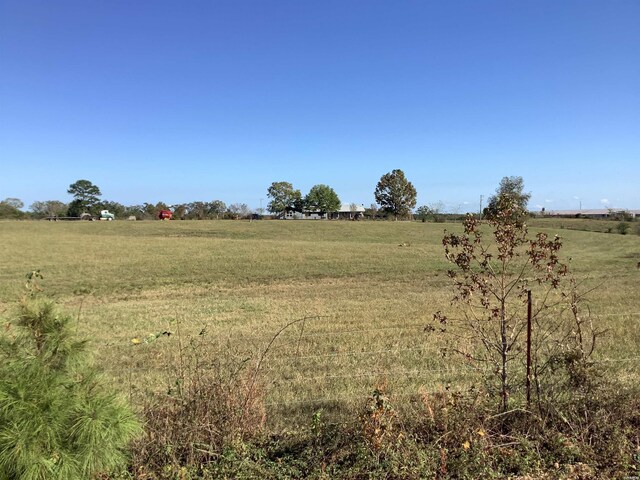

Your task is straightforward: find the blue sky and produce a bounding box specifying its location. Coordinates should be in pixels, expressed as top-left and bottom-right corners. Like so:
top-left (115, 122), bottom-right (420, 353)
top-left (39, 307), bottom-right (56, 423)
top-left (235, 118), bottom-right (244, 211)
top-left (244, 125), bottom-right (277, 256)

top-left (1, 0), bottom-right (638, 212)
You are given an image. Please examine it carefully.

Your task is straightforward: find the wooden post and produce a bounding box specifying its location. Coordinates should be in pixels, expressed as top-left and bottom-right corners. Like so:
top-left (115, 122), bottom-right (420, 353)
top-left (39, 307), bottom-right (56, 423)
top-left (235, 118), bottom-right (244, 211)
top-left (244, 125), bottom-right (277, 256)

top-left (526, 290), bottom-right (532, 407)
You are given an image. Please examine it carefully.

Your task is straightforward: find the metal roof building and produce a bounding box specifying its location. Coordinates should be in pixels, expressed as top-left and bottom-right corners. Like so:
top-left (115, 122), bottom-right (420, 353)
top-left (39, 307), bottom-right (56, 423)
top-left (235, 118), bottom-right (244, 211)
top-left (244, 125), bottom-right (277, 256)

top-left (543, 209), bottom-right (640, 218)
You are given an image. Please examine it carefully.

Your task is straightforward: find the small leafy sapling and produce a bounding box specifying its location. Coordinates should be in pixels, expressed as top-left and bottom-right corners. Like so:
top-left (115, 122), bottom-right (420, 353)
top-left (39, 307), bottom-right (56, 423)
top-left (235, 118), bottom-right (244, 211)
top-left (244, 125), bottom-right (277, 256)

top-left (433, 194), bottom-right (575, 412)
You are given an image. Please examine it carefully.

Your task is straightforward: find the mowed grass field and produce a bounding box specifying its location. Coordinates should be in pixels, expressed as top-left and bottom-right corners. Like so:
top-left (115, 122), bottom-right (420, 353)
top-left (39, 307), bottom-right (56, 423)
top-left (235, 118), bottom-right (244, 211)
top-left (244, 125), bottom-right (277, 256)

top-left (1, 219), bottom-right (639, 426)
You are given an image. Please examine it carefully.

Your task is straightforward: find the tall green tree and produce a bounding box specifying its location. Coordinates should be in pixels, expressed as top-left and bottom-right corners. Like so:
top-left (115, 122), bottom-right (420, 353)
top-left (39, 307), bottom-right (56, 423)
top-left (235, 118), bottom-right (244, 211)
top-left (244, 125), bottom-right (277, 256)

top-left (267, 181), bottom-right (302, 216)
top-left (207, 200), bottom-right (227, 219)
top-left (374, 169), bottom-right (417, 220)
top-left (483, 176), bottom-right (531, 224)
top-left (304, 184), bottom-right (341, 216)
top-left (67, 179), bottom-right (102, 216)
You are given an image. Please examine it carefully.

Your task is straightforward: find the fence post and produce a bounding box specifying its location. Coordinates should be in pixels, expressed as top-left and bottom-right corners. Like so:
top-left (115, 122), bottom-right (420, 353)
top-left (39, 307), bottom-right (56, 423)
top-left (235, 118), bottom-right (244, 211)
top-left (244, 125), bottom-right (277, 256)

top-left (526, 290), bottom-right (532, 407)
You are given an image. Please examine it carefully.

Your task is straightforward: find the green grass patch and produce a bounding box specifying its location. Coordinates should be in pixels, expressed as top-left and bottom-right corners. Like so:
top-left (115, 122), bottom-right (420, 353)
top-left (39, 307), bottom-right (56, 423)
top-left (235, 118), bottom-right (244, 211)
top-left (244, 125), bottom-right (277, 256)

top-left (1, 219), bottom-right (639, 429)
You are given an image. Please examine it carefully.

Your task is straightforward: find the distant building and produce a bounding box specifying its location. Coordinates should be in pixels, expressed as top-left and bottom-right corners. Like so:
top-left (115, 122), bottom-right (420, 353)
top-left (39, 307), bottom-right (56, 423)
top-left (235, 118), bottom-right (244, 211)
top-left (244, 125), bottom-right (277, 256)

top-left (281, 207), bottom-right (320, 220)
top-left (542, 209), bottom-right (640, 219)
top-left (332, 203), bottom-right (365, 220)
top-left (281, 203), bottom-right (365, 220)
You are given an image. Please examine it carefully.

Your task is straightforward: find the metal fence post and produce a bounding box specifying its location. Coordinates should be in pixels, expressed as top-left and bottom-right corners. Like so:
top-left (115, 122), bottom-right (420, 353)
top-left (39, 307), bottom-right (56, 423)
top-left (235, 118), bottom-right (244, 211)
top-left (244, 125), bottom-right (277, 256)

top-left (526, 290), bottom-right (532, 407)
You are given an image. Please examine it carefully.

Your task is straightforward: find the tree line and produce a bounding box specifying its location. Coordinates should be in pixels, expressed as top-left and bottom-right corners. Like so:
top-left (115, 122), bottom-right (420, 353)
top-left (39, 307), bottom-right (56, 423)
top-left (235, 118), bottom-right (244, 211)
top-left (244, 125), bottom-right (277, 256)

top-left (1, 179), bottom-right (250, 221)
top-left (266, 169), bottom-right (419, 220)
top-left (1, 172), bottom-right (531, 221)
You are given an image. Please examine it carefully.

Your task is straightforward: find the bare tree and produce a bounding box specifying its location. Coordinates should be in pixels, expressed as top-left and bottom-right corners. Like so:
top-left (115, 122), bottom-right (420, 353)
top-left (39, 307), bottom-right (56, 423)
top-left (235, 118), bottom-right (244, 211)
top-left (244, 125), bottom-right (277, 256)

top-left (228, 203), bottom-right (251, 219)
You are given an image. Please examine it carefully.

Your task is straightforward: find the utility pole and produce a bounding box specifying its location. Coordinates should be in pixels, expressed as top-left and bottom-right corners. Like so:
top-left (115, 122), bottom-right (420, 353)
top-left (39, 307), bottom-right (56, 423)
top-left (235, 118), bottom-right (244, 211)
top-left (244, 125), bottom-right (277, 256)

top-left (479, 195), bottom-right (483, 219)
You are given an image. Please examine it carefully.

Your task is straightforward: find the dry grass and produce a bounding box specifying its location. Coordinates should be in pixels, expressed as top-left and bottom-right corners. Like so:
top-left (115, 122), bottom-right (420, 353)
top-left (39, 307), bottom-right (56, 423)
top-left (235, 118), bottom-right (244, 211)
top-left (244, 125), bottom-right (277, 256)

top-left (1, 219), bottom-right (639, 428)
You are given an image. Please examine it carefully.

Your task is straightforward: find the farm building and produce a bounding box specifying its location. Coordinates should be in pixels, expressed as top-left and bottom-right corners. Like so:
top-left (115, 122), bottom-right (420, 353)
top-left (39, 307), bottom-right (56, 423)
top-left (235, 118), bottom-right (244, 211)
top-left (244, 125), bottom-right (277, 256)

top-left (332, 203), bottom-right (366, 220)
top-left (542, 209), bottom-right (640, 219)
top-left (281, 203), bottom-right (365, 220)
top-left (281, 208), bottom-right (306, 220)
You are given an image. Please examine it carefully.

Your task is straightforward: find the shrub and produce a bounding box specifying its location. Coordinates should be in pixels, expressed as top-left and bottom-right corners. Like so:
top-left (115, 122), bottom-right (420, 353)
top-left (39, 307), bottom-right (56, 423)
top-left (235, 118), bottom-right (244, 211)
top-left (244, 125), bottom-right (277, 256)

top-left (131, 344), bottom-right (266, 477)
top-left (617, 221), bottom-right (630, 235)
top-left (0, 298), bottom-right (141, 480)
top-left (360, 382), bottom-right (399, 454)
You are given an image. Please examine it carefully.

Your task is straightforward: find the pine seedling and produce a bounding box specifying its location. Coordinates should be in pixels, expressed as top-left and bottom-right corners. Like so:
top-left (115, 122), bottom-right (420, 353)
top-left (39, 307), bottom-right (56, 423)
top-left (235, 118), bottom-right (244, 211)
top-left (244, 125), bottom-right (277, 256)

top-left (0, 297), bottom-right (141, 480)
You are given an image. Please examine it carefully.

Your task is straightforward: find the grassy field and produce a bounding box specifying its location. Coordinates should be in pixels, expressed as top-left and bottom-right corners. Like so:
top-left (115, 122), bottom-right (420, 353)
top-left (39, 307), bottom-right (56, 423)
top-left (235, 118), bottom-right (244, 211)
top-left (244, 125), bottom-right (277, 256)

top-left (1, 218), bottom-right (639, 427)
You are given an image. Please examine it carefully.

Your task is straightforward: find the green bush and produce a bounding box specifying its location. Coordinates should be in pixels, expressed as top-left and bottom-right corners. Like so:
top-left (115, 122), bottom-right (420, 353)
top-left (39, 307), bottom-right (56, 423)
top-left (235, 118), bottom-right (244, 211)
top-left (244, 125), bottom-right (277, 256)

top-left (0, 299), bottom-right (141, 480)
top-left (617, 221), bottom-right (630, 235)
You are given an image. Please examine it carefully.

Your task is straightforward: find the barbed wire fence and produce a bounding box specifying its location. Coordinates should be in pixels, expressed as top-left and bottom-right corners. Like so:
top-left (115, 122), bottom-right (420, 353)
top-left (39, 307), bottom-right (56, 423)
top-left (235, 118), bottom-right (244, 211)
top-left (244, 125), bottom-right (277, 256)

top-left (98, 310), bottom-right (640, 427)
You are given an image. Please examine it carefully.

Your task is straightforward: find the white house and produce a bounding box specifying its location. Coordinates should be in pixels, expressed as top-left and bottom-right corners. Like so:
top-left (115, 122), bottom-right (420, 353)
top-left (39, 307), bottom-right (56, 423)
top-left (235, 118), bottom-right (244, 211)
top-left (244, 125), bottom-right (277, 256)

top-left (281, 203), bottom-right (366, 220)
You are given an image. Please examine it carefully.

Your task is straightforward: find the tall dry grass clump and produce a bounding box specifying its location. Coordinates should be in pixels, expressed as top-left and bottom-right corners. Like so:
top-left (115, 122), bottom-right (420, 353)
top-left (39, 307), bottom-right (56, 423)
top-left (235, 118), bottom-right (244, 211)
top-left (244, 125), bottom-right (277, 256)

top-left (130, 339), bottom-right (266, 477)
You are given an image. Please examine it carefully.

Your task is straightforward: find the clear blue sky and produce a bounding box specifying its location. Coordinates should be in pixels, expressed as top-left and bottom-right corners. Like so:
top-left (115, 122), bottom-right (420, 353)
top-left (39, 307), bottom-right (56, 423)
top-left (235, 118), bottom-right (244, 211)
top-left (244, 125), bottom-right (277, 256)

top-left (1, 0), bottom-right (639, 212)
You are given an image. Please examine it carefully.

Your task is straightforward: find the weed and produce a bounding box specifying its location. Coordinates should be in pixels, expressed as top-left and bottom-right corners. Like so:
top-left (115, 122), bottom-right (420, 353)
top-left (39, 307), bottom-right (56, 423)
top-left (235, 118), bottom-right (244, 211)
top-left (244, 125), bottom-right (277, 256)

top-left (360, 382), bottom-right (398, 454)
top-left (130, 339), bottom-right (266, 477)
